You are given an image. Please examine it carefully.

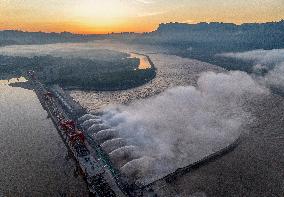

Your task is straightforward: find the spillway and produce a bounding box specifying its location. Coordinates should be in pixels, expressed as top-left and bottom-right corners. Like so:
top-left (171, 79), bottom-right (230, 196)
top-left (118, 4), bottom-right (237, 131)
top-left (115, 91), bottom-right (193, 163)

top-left (93, 129), bottom-right (118, 144)
top-left (78, 114), bottom-right (100, 124)
top-left (81, 118), bottom-right (103, 130)
top-left (87, 123), bottom-right (109, 134)
top-left (120, 156), bottom-right (155, 183)
top-left (101, 138), bottom-right (127, 154)
top-left (109, 146), bottom-right (141, 169)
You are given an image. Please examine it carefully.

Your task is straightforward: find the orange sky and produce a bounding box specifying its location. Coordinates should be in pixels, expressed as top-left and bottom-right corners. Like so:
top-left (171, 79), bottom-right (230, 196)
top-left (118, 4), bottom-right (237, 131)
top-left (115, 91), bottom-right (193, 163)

top-left (1, 0), bottom-right (284, 34)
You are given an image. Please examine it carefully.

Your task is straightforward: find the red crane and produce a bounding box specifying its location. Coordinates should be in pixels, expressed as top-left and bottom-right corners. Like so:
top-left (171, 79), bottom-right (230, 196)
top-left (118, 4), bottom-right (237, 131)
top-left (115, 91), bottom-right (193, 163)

top-left (70, 131), bottom-right (85, 145)
top-left (60, 119), bottom-right (76, 133)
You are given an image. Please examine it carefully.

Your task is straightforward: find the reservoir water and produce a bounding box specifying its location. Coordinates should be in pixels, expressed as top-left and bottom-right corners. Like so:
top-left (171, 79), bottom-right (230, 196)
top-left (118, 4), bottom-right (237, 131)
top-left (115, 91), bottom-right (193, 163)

top-left (0, 79), bottom-right (87, 196)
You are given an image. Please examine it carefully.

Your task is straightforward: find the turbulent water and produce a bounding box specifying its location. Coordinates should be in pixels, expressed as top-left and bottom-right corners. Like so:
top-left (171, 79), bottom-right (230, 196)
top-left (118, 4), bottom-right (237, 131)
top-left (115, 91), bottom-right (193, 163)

top-left (0, 41), bottom-right (283, 196)
top-left (70, 42), bottom-right (223, 111)
top-left (70, 41), bottom-right (284, 196)
top-left (0, 79), bottom-right (87, 196)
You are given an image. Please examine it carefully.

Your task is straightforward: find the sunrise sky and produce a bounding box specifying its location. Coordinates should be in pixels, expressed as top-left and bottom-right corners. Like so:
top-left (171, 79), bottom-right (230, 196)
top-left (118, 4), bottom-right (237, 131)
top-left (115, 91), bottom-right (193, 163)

top-left (1, 0), bottom-right (284, 34)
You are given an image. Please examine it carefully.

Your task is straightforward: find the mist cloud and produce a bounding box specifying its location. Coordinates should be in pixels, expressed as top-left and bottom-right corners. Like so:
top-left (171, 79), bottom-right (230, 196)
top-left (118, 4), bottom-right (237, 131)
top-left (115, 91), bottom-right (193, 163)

top-left (99, 71), bottom-right (267, 184)
top-left (0, 43), bottom-right (126, 61)
top-left (220, 49), bottom-right (284, 91)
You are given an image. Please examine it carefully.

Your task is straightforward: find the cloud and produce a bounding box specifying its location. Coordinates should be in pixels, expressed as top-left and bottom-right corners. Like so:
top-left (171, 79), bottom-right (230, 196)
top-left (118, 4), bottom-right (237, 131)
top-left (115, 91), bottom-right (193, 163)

top-left (100, 71), bottom-right (267, 184)
top-left (183, 19), bottom-right (196, 24)
top-left (263, 62), bottom-right (284, 91)
top-left (0, 43), bottom-right (126, 61)
top-left (133, 0), bottom-right (156, 4)
top-left (220, 49), bottom-right (284, 65)
top-left (220, 49), bottom-right (284, 92)
top-left (137, 10), bottom-right (166, 17)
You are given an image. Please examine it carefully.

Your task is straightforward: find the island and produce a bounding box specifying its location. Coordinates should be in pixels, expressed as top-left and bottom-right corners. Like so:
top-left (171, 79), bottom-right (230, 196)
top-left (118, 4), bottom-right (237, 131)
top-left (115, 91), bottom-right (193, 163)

top-left (0, 49), bottom-right (156, 91)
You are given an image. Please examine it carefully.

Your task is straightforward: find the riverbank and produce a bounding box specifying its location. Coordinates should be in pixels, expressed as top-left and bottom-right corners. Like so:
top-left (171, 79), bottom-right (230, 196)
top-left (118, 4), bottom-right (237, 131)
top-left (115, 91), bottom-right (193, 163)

top-left (0, 45), bottom-right (157, 92)
top-left (70, 52), bottom-right (223, 112)
top-left (69, 43), bottom-right (284, 196)
top-left (61, 52), bottom-right (156, 92)
top-left (129, 52), bottom-right (154, 70)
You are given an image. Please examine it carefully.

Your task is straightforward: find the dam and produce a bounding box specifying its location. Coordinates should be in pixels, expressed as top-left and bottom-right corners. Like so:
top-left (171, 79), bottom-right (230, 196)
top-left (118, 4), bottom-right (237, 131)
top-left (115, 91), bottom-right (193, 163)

top-left (78, 112), bottom-right (240, 188)
top-left (27, 72), bottom-right (127, 197)
top-left (26, 69), bottom-right (239, 196)
top-left (27, 70), bottom-right (164, 196)
top-left (25, 54), bottom-right (240, 196)
top-left (25, 62), bottom-right (241, 196)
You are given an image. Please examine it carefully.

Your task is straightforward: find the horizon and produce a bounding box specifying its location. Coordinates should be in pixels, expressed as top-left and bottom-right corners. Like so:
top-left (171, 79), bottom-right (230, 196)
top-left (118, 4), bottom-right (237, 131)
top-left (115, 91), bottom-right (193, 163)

top-left (1, 19), bottom-right (284, 35)
top-left (1, 1), bottom-right (284, 196)
top-left (1, 0), bottom-right (284, 34)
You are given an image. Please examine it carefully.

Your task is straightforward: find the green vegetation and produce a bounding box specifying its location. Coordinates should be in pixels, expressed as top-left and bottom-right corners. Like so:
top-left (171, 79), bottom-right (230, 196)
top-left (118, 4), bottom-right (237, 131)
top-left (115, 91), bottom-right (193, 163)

top-left (51, 65), bottom-right (156, 91)
top-left (0, 53), bottom-right (156, 90)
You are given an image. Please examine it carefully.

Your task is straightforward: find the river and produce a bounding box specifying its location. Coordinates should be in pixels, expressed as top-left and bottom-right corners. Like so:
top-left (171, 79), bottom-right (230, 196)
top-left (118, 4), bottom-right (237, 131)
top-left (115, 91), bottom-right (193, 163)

top-left (0, 41), bottom-right (283, 196)
top-left (129, 53), bottom-right (152, 69)
top-left (69, 41), bottom-right (223, 111)
top-left (0, 79), bottom-right (87, 196)
top-left (69, 41), bottom-right (284, 197)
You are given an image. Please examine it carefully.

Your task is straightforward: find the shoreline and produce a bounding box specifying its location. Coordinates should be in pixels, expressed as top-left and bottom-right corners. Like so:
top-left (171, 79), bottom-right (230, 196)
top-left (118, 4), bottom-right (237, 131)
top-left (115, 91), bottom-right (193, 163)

top-left (59, 52), bottom-right (156, 92)
top-left (4, 57), bottom-right (243, 196)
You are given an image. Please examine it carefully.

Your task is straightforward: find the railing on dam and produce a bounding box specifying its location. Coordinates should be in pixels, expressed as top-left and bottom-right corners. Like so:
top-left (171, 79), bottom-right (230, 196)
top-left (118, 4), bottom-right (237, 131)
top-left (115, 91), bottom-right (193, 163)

top-left (78, 125), bottom-right (136, 195)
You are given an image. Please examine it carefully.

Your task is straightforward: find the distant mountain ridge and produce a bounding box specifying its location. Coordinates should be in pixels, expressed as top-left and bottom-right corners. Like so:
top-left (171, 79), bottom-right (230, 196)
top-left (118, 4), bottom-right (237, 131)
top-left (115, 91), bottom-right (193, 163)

top-left (1, 20), bottom-right (284, 85)
top-left (155, 20), bottom-right (284, 33)
top-left (140, 20), bottom-right (284, 50)
top-left (0, 30), bottom-right (105, 46)
top-left (136, 20), bottom-right (284, 73)
top-left (1, 20), bottom-right (284, 47)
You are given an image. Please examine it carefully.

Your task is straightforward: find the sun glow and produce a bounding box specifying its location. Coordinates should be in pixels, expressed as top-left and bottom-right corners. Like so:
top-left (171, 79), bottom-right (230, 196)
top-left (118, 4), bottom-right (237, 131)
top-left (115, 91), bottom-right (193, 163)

top-left (0, 0), bottom-right (283, 34)
top-left (74, 0), bottom-right (131, 19)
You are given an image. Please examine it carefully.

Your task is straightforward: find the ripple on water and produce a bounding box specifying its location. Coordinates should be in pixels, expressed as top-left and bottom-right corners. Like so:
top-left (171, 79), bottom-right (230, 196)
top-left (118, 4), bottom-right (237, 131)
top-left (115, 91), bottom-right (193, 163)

top-left (70, 51), bottom-right (222, 112)
top-left (0, 82), bottom-right (87, 196)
